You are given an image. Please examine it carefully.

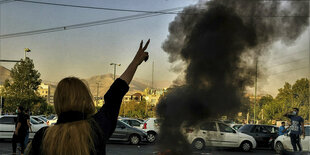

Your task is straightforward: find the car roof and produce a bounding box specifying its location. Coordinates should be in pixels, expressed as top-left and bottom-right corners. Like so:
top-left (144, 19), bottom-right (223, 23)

top-left (0, 115), bottom-right (17, 117)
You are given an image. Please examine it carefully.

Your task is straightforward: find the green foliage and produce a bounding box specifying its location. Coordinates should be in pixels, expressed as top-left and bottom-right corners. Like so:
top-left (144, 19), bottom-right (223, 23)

top-left (119, 99), bottom-right (156, 119)
top-left (1, 58), bottom-right (48, 114)
top-left (258, 78), bottom-right (309, 123)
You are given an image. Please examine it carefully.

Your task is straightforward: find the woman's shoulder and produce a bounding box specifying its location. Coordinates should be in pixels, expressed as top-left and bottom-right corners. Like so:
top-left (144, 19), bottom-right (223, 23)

top-left (33, 126), bottom-right (49, 141)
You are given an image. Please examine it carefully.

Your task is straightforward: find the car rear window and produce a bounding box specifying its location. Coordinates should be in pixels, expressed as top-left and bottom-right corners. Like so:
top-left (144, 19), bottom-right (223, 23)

top-left (238, 125), bottom-right (253, 132)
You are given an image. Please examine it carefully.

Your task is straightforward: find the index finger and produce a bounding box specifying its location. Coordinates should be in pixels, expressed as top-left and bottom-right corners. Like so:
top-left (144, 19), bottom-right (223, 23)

top-left (143, 39), bottom-right (150, 51)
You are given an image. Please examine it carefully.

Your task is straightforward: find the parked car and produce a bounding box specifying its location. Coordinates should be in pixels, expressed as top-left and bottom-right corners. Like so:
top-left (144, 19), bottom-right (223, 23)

top-left (120, 118), bottom-right (143, 128)
top-left (274, 125), bottom-right (310, 154)
top-left (141, 118), bottom-right (159, 143)
top-left (0, 115), bottom-right (47, 139)
top-left (47, 114), bottom-right (57, 125)
top-left (238, 124), bottom-right (278, 149)
top-left (109, 120), bottom-right (148, 145)
top-left (31, 116), bottom-right (50, 126)
top-left (31, 116), bottom-right (45, 124)
top-left (184, 121), bottom-right (256, 152)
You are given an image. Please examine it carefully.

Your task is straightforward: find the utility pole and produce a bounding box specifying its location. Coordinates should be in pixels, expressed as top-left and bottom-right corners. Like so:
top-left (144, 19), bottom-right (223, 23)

top-left (308, 18), bottom-right (310, 124)
top-left (152, 61), bottom-right (154, 89)
top-left (96, 82), bottom-right (100, 107)
top-left (0, 96), bottom-right (2, 116)
top-left (254, 59), bottom-right (258, 124)
top-left (110, 63), bottom-right (121, 80)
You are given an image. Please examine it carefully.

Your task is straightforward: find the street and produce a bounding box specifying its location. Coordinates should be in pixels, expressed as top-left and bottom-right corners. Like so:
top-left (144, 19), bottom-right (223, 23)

top-left (0, 140), bottom-right (277, 155)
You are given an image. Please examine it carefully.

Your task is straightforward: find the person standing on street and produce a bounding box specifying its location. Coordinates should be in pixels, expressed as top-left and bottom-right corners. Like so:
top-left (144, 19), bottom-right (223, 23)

top-left (12, 106), bottom-right (29, 155)
top-left (284, 108), bottom-right (305, 152)
top-left (24, 109), bottom-right (32, 148)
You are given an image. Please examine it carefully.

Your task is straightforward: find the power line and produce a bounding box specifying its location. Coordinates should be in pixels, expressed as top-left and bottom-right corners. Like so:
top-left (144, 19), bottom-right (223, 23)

top-left (0, 7), bottom-right (183, 39)
top-left (9, 0), bottom-right (310, 17)
top-left (0, 1), bottom-right (308, 38)
top-left (14, 0), bottom-right (181, 14)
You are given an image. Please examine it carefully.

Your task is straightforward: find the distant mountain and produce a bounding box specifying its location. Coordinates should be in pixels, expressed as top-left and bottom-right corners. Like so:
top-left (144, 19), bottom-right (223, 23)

top-left (85, 74), bottom-right (149, 96)
top-left (0, 66), bottom-right (11, 84)
top-left (43, 74), bottom-right (172, 97)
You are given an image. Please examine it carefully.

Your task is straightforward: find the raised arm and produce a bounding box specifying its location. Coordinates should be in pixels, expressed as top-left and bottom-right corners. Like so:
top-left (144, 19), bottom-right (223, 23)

top-left (120, 39), bottom-right (150, 85)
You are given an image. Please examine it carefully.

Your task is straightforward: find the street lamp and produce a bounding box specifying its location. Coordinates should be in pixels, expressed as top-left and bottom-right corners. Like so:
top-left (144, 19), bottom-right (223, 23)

top-left (24, 48), bottom-right (31, 59)
top-left (110, 63), bottom-right (121, 80)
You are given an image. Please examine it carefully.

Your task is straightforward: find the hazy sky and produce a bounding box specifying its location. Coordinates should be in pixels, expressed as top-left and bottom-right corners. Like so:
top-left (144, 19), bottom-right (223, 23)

top-left (0, 0), bottom-right (309, 96)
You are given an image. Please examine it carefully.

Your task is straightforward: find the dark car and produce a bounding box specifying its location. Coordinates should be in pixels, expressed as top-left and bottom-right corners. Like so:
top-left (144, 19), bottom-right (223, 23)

top-left (109, 120), bottom-right (148, 145)
top-left (238, 124), bottom-right (279, 149)
top-left (120, 118), bottom-right (143, 128)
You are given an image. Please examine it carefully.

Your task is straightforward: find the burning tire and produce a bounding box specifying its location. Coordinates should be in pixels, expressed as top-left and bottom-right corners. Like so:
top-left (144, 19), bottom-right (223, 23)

top-left (275, 142), bottom-right (284, 154)
top-left (240, 141), bottom-right (252, 152)
top-left (129, 134), bottom-right (140, 145)
top-left (192, 138), bottom-right (205, 150)
top-left (147, 132), bottom-right (157, 143)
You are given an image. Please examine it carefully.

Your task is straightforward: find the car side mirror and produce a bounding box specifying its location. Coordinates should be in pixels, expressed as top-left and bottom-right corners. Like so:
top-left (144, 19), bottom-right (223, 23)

top-left (121, 126), bottom-right (126, 129)
top-left (233, 130), bottom-right (237, 134)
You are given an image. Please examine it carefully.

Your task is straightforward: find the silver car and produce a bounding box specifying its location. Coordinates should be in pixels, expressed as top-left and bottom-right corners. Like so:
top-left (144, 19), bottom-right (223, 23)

top-left (109, 120), bottom-right (148, 145)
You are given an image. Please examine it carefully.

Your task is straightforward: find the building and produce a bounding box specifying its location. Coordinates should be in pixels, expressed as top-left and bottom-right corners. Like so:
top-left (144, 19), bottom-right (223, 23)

top-left (38, 83), bottom-right (52, 104)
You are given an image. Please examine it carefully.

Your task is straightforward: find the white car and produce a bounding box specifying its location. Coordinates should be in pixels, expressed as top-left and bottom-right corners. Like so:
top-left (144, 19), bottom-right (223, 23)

top-left (47, 114), bottom-right (58, 125)
top-left (0, 115), bottom-right (47, 139)
top-left (184, 121), bottom-right (257, 152)
top-left (31, 116), bottom-right (50, 126)
top-left (141, 118), bottom-right (159, 143)
top-left (274, 125), bottom-right (310, 154)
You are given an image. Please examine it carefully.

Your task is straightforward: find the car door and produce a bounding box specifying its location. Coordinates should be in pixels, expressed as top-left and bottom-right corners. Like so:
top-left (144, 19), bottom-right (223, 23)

top-left (217, 122), bottom-right (239, 147)
top-left (0, 116), bottom-right (15, 139)
top-left (110, 121), bottom-right (128, 141)
top-left (199, 122), bottom-right (221, 147)
top-left (300, 126), bottom-right (310, 151)
top-left (252, 125), bottom-right (270, 147)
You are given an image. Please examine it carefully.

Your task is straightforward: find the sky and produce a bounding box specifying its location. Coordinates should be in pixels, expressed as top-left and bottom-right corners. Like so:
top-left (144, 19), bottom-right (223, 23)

top-left (0, 0), bottom-right (309, 96)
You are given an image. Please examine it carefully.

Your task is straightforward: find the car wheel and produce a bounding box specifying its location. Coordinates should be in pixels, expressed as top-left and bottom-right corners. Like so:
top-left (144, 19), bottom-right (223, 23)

top-left (129, 134), bottom-right (140, 145)
top-left (147, 132), bottom-right (157, 143)
top-left (275, 142), bottom-right (284, 154)
top-left (192, 139), bottom-right (205, 150)
top-left (240, 141), bottom-right (252, 152)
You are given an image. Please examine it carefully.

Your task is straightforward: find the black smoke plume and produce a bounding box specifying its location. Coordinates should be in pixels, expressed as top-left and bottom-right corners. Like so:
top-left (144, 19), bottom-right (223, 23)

top-left (157, 0), bottom-right (309, 154)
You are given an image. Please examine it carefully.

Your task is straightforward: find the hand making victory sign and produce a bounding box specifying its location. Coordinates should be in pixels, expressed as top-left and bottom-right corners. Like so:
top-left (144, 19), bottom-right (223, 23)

top-left (133, 39), bottom-right (150, 65)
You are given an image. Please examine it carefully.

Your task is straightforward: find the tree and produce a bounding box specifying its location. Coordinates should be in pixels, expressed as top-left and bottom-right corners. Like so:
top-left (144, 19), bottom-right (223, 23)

top-left (0, 58), bottom-right (47, 114)
top-left (261, 78), bottom-right (309, 123)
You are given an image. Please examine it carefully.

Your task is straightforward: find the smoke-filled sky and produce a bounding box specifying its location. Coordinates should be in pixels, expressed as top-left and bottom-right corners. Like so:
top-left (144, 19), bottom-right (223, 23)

top-left (157, 0), bottom-right (309, 153)
top-left (0, 0), bottom-right (309, 96)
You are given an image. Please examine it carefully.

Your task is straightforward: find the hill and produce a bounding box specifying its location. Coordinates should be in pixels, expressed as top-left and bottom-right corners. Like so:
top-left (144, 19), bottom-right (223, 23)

top-left (44, 74), bottom-right (171, 97)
